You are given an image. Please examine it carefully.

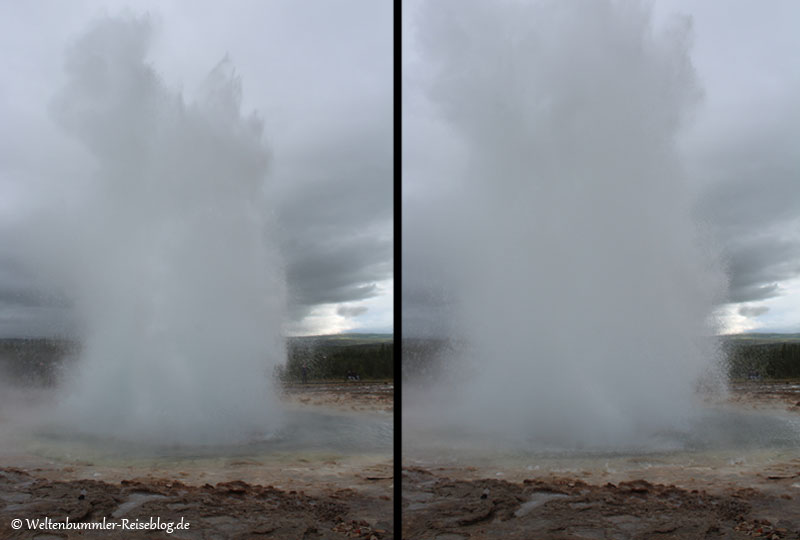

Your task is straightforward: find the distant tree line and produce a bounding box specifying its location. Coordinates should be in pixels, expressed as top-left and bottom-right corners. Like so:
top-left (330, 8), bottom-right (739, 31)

top-left (0, 338), bottom-right (77, 386)
top-left (279, 341), bottom-right (393, 382)
top-left (725, 340), bottom-right (800, 379)
top-left (1, 336), bottom-right (393, 386)
top-left (401, 338), bottom-right (454, 382)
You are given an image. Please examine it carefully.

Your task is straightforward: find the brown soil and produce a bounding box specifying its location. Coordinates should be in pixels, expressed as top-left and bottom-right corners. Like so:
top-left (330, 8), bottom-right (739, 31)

top-left (282, 381), bottom-right (394, 413)
top-left (0, 381), bottom-right (394, 539)
top-left (403, 382), bottom-right (800, 540)
top-left (727, 381), bottom-right (800, 413)
top-left (403, 468), bottom-right (800, 540)
top-left (0, 467), bottom-right (392, 540)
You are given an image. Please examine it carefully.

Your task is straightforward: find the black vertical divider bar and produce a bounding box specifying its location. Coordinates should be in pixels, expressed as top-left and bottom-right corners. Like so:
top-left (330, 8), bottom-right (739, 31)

top-left (393, 0), bottom-right (402, 537)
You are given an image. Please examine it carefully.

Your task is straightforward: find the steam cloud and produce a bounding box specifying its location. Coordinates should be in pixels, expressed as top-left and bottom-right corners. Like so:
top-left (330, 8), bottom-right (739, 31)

top-left (36, 15), bottom-right (285, 444)
top-left (404, 0), bottom-right (727, 448)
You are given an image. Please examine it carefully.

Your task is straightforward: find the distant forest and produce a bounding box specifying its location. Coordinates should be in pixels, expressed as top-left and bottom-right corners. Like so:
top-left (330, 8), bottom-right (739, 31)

top-left (402, 335), bottom-right (800, 382)
top-left (0, 334), bottom-right (394, 386)
top-left (5, 333), bottom-right (799, 385)
top-left (280, 334), bottom-right (393, 382)
top-left (724, 334), bottom-right (800, 380)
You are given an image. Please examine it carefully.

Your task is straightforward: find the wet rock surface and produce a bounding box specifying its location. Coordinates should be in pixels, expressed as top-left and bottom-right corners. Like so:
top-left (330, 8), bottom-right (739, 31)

top-left (0, 467), bottom-right (393, 539)
top-left (0, 381), bottom-right (394, 539)
top-left (403, 467), bottom-right (800, 540)
top-left (403, 383), bottom-right (800, 539)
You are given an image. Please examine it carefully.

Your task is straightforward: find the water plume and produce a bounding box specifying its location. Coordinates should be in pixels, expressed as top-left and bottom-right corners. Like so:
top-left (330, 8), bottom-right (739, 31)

top-left (405, 0), bottom-right (727, 449)
top-left (42, 14), bottom-right (285, 444)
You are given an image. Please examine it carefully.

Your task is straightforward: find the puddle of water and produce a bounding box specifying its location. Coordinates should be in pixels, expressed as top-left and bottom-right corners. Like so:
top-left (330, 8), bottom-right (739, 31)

top-left (10, 409), bottom-right (391, 465)
top-left (405, 405), bottom-right (800, 473)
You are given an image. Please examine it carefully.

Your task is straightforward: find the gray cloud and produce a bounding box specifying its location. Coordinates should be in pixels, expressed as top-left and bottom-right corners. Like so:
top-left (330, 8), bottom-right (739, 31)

top-left (738, 305), bottom-right (769, 318)
top-left (337, 305), bottom-right (368, 318)
top-left (723, 238), bottom-right (800, 303)
top-left (693, 102), bottom-right (800, 307)
top-left (273, 118), bottom-right (393, 320)
top-left (663, 0), bottom-right (800, 327)
top-left (0, 2), bottom-right (391, 337)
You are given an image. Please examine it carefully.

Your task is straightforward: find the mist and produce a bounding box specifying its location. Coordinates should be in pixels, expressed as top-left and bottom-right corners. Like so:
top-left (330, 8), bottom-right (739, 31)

top-left (404, 0), bottom-right (728, 449)
top-left (22, 14), bottom-right (286, 444)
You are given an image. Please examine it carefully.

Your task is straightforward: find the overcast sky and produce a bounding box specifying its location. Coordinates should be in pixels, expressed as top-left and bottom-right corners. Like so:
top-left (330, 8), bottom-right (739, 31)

top-left (651, 0), bottom-right (800, 333)
top-left (403, 0), bottom-right (800, 336)
top-left (0, 0), bottom-right (392, 337)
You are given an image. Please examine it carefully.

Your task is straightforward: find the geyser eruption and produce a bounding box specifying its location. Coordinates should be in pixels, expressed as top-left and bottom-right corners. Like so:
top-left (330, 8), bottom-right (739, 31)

top-left (44, 15), bottom-right (285, 444)
top-left (405, 0), bottom-right (727, 448)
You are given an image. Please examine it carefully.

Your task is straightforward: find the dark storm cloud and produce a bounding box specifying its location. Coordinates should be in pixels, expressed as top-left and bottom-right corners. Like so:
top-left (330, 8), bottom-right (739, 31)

top-left (273, 118), bottom-right (392, 319)
top-left (724, 238), bottom-right (800, 303)
top-left (285, 234), bottom-right (391, 317)
top-left (693, 103), bottom-right (800, 306)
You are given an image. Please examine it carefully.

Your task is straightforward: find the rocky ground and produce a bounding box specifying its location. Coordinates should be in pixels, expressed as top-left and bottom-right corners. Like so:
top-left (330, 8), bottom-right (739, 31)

top-left (0, 381), bottom-right (394, 539)
top-left (0, 467), bottom-right (393, 540)
top-left (727, 381), bottom-right (800, 412)
top-left (403, 468), bottom-right (800, 540)
top-left (403, 382), bottom-right (800, 540)
top-left (282, 381), bottom-right (394, 413)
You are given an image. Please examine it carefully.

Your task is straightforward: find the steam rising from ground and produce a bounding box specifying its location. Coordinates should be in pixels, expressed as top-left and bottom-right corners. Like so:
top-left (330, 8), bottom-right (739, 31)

top-left (38, 15), bottom-right (285, 444)
top-left (405, 0), bottom-right (727, 449)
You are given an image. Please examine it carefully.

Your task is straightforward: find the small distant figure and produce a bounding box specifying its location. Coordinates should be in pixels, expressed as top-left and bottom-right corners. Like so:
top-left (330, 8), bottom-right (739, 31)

top-left (346, 370), bottom-right (360, 382)
top-left (301, 364), bottom-right (308, 384)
